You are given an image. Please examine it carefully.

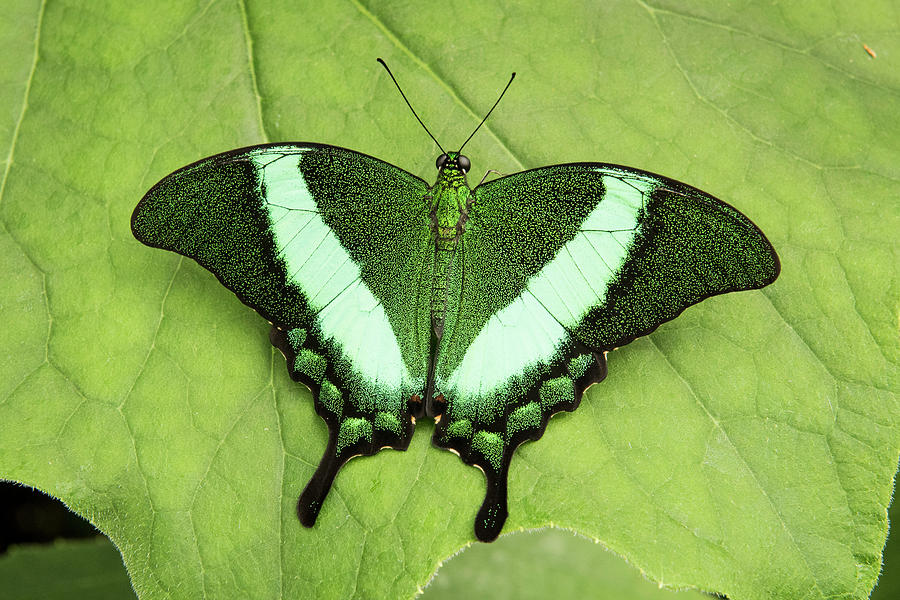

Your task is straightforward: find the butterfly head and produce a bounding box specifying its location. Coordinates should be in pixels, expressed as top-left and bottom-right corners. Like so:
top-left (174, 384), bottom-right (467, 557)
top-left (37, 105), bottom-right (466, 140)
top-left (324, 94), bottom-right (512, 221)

top-left (435, 151), bottom-right (471, 174)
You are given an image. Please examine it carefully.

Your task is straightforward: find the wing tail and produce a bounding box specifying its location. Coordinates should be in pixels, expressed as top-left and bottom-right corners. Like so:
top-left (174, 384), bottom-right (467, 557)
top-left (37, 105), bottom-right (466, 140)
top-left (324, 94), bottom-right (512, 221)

top-left (433, 347), bottom-right (607, 541)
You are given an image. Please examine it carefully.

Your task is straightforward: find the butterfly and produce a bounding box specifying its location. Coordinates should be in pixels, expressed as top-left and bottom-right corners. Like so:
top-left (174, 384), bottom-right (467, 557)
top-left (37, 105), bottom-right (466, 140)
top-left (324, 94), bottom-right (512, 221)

top-left (131, 60), bottom-right (780, 542)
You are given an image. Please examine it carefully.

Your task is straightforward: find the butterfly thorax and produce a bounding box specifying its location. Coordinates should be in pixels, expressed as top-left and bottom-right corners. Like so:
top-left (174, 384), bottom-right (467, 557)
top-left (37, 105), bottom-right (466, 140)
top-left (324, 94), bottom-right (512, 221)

top-left (428, 165), bottom-right (472, 244)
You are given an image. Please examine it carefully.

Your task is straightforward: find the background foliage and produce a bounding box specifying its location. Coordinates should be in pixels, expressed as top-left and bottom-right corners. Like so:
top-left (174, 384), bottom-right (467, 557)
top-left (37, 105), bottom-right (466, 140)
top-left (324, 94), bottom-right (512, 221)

top-left (1, 1), bottom-right (898, 598)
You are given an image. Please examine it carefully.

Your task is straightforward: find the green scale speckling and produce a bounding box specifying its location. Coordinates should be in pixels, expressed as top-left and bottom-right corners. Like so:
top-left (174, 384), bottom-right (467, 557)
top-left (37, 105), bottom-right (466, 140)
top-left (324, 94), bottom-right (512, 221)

top-left (132, 141), bottom-right (779, 543)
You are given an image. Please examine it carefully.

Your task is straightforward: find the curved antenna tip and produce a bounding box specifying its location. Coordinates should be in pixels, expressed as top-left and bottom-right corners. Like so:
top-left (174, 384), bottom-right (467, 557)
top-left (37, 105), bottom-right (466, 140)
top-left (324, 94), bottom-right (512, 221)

top-left (377, 58), bottom-right (446, 154)
top-left (457, 71), bottom-right (517, 153)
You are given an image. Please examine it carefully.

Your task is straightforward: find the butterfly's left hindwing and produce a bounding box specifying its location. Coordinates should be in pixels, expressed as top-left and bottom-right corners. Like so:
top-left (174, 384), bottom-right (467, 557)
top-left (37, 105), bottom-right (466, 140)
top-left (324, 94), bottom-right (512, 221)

top-left (432, 163), bottom-right (779, 540)
top-left (132, 143), bottom-right (433, 526)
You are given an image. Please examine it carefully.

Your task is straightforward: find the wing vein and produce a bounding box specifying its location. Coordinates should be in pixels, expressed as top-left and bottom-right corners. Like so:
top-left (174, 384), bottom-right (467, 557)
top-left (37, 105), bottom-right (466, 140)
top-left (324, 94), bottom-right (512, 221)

top-left (276, 214), bottom-right (318, 260)
top-left (266, 203), bottom-right (318, 213)
top-left (525, 288), bottom-right (575, 337)
top-left (580, 230), bottom-right (616, 276)
top-left (288, 229), bottom-right (330, 281)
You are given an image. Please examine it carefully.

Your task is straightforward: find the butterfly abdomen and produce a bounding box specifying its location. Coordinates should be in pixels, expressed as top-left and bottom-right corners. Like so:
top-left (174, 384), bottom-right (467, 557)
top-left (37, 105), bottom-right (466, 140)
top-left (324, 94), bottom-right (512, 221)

top-left (430, 240), bottom-right (456, 335)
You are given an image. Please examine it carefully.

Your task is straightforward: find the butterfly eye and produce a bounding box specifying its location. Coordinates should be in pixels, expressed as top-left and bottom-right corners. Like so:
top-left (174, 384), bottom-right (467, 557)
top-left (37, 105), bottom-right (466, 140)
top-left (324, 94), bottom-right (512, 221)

top-left (457, 154), bottom-right (471, 173)
top-left (436, 153), bottom-right (449, 169)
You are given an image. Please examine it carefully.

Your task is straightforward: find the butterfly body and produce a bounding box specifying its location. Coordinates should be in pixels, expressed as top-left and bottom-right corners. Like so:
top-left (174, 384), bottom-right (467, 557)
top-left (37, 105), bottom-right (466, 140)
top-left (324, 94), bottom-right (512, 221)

top-left (425, 152), bottom-right (474, 414)
top-left (134, 138), bottom-right (778, 542)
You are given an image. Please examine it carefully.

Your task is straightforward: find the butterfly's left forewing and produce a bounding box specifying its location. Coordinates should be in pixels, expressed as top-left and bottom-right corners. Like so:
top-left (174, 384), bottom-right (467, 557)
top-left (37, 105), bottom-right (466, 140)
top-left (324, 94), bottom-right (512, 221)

top-left (433, 163), bottom-right (779, 541)
top-left (132, 143), bottom-right (433, 525)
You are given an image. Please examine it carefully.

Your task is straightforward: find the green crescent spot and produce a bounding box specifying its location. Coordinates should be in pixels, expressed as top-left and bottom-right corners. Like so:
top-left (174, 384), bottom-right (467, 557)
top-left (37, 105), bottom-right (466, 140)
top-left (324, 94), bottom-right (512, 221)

top-left (132, 94), bottom-right (778, 544)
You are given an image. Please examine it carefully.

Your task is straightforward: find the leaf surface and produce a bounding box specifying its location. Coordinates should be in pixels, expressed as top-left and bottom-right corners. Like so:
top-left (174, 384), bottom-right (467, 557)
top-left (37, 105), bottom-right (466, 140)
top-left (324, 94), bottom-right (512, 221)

top-left (1, 1), bottom-right (898, 599)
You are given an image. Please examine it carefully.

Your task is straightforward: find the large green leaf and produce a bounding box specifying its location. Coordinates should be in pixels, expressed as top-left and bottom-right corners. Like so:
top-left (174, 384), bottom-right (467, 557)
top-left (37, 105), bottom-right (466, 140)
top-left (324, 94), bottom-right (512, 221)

top-left (1, 1), bottom-right (897, 599)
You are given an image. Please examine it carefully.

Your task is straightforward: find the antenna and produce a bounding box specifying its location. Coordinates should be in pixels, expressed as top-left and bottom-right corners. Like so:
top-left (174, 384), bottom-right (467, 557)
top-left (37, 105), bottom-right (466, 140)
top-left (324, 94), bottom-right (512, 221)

top-left (457, 71), bottom-right (515, 153)
top-left (377, 58), bottom-right (445, 154)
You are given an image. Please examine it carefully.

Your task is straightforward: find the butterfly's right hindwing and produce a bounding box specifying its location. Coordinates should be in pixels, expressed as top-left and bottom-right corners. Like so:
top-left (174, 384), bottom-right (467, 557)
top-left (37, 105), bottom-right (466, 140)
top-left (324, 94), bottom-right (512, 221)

top-left (132, 143), bottom-right (433, 526)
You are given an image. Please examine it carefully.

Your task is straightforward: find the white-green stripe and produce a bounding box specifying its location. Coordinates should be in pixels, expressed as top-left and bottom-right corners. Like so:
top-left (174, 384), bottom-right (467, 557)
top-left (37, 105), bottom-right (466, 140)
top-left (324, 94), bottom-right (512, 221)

top-left (250, 147), bottom-right (411, 395)
top-left (446, 171), bottom-right (655, 397)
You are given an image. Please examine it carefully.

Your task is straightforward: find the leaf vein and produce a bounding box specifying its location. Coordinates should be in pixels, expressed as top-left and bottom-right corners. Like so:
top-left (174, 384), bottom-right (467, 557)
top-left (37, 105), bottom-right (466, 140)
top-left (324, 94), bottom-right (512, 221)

top-left (648, 336), bottom-right (828, 596)
top-left (237, 0), bottom-right (268, 142)
top-left (0, 0), bottom-right (45, 209)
